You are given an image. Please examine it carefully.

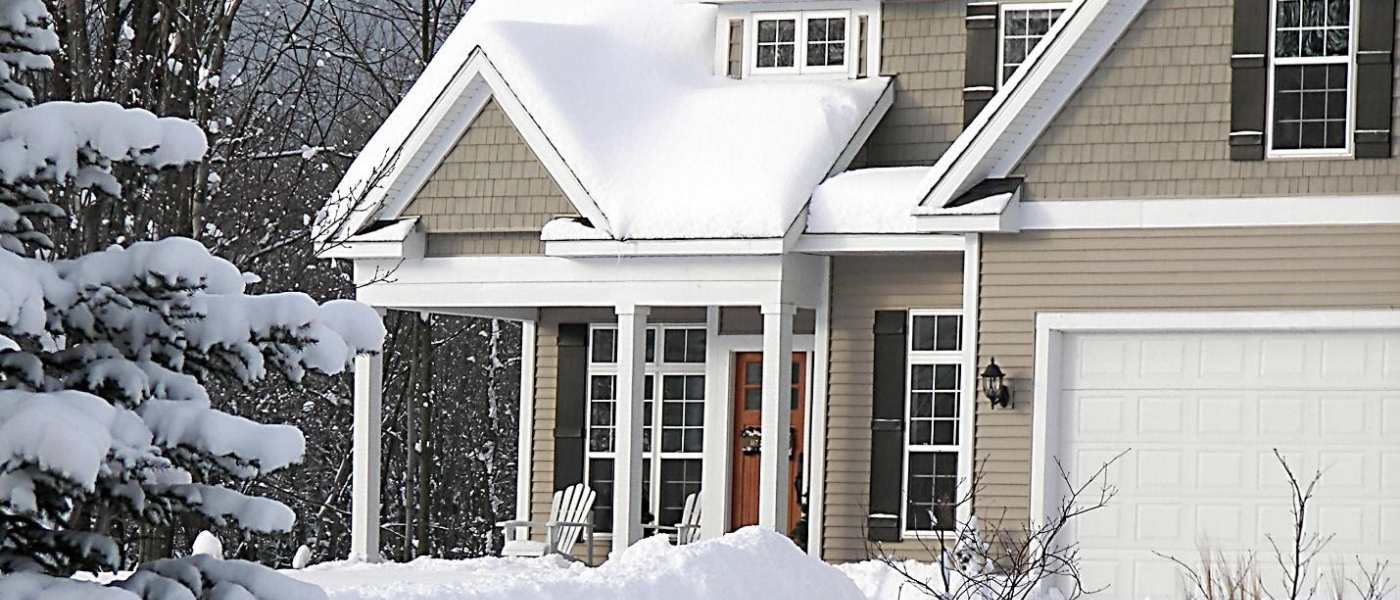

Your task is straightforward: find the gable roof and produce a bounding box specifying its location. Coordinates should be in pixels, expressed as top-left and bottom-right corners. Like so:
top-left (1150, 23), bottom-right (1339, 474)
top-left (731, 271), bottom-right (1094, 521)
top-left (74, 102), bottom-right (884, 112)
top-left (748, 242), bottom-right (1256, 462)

top-left (912, 0), bottom-right (1150, 215)
top-left (317, 0), bottom-right (892, 245)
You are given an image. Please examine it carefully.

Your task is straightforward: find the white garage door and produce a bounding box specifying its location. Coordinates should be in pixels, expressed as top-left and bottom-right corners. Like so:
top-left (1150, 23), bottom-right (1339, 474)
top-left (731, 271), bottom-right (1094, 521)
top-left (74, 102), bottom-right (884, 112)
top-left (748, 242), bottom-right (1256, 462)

top-left (1057, 329), bottom-right (1400, 599)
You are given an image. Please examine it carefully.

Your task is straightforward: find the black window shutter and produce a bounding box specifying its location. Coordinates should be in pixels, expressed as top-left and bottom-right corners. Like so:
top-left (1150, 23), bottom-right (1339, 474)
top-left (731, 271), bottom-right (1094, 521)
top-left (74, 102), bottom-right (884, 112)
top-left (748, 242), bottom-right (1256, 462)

top-left (1354, 0), bottom-right (1395, 158)
top-left (963, 4), bottom-right (999, 127)
top-left (1229, 0), bottom-right (1269, 160)
top-left (554, 323), bottom-right (588, 490)
top-left (867, 310), bottom-right (908, 542)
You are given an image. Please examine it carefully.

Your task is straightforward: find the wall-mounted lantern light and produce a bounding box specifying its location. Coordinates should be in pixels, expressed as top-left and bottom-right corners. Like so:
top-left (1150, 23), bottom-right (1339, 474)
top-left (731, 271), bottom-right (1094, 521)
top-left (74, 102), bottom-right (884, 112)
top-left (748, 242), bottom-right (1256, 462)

top-left (982, 357), bottom-right (1012, 409)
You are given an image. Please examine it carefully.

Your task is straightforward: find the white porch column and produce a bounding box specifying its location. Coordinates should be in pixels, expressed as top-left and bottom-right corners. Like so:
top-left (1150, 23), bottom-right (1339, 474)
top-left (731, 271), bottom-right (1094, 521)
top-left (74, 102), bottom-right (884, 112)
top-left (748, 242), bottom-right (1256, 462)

top-left (351, 348), bottom-right (384, 562)
top-left (758, 303), bottom-right (796, 531)
top-left (613, 304), bottom-right (649, 549)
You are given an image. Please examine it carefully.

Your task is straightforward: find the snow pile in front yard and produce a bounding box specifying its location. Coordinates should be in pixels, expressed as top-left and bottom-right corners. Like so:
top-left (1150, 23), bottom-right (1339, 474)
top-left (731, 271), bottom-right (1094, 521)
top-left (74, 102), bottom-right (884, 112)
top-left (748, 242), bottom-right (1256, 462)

top-left (290, 528), bottom-right (866, 600)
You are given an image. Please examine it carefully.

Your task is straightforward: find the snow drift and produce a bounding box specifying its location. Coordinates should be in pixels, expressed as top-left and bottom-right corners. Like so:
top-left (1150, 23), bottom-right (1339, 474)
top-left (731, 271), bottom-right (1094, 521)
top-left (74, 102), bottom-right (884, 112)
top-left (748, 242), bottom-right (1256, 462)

top-left (292, 528), bottom-right (867, 600)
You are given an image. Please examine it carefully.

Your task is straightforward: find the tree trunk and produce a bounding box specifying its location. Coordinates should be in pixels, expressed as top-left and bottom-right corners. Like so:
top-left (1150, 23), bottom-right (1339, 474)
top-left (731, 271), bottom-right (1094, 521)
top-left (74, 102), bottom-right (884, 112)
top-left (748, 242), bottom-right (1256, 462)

top-left (403, 315), bottom-right (418, 561)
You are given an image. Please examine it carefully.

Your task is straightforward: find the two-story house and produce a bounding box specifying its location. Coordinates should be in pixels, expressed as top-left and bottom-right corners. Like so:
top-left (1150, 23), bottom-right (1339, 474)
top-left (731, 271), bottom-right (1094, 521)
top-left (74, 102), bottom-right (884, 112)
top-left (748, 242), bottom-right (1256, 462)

top-left (318, 0), bottom-right (1400, 597)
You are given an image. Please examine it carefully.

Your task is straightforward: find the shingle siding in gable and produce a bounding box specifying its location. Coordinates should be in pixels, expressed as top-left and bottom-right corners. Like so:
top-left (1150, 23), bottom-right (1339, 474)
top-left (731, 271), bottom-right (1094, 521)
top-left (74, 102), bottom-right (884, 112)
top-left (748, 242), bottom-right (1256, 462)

top-left (1015, 0), bottom-right (1400, 200)
top-left (400, 98), bottom-right (578, 256)
top-left (858, 1), bottom-right (966, 167)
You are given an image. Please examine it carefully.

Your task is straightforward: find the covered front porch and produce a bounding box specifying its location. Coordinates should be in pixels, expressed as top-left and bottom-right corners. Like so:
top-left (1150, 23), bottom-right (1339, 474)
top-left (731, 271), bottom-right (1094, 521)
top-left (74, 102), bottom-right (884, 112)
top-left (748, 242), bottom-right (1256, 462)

top-left (346, 252), bottom-right (836, 561)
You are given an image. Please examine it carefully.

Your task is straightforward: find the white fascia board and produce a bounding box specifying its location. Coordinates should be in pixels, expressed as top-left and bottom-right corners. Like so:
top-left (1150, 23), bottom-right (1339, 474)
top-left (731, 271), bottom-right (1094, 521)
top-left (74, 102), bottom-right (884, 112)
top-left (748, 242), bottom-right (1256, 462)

top-left (791, 233), bottom-right (966, 254)
top-left (912, 209), bottom-right (1021, 233)
top-left (320, 231), bottom-right (425, 260)
top-left (353, 254), bottom-right (801, 309)
top-left (827, 77), bottom-right (896, 178)
top-left (545, 237), bottom-right (786, 257)
top-left (324, 50), bottom-right (615, 248)
top-left (1018, 195), bottom-right (1400, 230)
top-left (913, 0), bottom-right (1149, 213)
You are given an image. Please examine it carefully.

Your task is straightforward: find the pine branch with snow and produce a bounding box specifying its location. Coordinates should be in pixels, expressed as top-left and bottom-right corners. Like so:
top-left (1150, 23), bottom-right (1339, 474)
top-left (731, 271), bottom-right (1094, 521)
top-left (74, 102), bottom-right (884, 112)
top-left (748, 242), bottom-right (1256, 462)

top-left (0, 0), bottom-right (385, 595)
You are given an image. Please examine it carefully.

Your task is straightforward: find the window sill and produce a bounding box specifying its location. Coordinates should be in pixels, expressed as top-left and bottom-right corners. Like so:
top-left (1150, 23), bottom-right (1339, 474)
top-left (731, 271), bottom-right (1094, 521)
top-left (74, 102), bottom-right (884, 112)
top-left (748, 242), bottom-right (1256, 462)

top-left (900, 530), bottom-right (957, 542)
top-left (1265, 150), bottom-right (1354, 161)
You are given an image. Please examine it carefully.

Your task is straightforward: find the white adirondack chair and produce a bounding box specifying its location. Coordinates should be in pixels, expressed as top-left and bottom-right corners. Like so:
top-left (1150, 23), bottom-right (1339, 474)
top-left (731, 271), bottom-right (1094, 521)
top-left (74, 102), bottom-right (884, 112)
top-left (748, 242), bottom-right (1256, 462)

top-left (653, 492), bottom-right (702, 545)
top-left (496, 483), bottom-right (597, 564)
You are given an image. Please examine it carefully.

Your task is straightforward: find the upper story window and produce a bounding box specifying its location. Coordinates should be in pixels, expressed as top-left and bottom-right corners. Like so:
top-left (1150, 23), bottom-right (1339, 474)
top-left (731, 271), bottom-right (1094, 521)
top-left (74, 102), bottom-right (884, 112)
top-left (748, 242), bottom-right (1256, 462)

top-left (752, 11), bottom-right (850, 75)
top-left (999, 4), bottom-right (1067, 83)
top-left (1268, 0), bottom-right (1355, 155)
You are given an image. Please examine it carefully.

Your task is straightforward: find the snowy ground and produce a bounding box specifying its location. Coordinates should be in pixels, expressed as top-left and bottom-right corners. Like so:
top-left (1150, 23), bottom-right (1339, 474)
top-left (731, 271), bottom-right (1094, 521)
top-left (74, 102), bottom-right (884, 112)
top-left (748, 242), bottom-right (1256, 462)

top-left (284, 528), bottom-right (932, 600)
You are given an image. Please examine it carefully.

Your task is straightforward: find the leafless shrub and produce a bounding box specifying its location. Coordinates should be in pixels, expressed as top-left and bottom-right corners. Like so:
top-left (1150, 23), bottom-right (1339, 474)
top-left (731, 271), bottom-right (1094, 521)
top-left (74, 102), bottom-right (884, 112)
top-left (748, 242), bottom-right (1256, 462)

top-left (1163, 450), bottom-right (1395, 600)
top-left (870, 450), bottom-right (1129, 600)
top-left (1156, 545), bottom-right (1263, 600)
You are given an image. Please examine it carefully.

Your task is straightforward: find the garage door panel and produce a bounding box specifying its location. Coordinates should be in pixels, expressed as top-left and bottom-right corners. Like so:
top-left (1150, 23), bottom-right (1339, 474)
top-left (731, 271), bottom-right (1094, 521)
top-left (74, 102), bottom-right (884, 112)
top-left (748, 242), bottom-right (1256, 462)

top-left (1057, 330), bottom-right (1400, 599)
top-left (1066, 332), bottom-right (1400, 390)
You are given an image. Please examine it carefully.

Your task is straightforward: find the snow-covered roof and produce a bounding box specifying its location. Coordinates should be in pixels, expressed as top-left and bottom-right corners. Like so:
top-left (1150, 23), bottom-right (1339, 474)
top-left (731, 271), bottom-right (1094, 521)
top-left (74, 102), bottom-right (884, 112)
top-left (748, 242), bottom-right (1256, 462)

top-left (321, 0), bottom-right (892, 243)
top-left (806, 168), bottom-right (928, 234)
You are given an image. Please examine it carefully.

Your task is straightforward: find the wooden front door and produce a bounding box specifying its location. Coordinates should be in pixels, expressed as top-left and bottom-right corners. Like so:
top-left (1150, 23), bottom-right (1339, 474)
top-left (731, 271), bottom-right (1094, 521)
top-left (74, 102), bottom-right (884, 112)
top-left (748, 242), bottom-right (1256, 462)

top-left (729, 352), bottom-right (807, 535)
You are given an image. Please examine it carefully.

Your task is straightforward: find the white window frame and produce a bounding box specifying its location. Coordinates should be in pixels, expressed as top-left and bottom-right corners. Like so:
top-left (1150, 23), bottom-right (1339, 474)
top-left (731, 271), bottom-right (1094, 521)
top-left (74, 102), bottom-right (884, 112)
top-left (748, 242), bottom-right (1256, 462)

top-left (749, 10), bottom-right (853, 76)
top-left (799, 10), bottom-right (854, 74)
top-left (1265, 0), bottom-right (1358, 158)
top-left (900, 309), bottom-right (970, 537)
top-left (997, 2), bottom-right (1070, 85)
top-left (585, 323), bottom-right (708, 535)
top-left (751, 11), bottom-right (802, 75)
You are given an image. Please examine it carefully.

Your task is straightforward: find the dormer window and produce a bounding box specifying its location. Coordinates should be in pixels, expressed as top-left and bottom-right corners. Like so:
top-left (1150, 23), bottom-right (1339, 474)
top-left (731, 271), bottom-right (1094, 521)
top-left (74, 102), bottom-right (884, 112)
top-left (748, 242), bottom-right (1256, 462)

top-left (751, 11), bottom-right (851, 75)
top-left (756, 16), bottom-right (798, 69)
top-left (805, 16), bottom-right (848, 68)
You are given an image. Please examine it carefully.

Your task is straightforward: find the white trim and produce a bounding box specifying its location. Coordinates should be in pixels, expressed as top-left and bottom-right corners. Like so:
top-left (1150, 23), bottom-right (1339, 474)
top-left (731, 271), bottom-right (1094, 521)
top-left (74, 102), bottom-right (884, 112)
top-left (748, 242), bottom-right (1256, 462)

top-left (546, 237), bottom-right (786, 257)
top-left (899, 308), bottom-right (971, 537)
top-left (1028, 309), bottom-right (1400, 528)
top-left (826, 77), bottom-right (897, 178)
top-left (515, 318), bottom-right (538, 539)
top-left (1015, 195), bottom-right (1400, 230)
top-left (914, 0), bottom-right (1150, 212)
top-left (319, 50), bottom-right (614, 247)
top-left (747, 9), bottom-right (856, 77)
top-left (793, 233), bottom-right (966, 254)
top-left (1264, 0), bottom-right (1358, 158)
top-left (997, 3), bottom-right (1070, 86)
top-left (353, 254), bottom-right (812, 309)
top-left (956, 234), bottom-right (979, 529)
top-left (807, 257), bottom-right (831, 558)
top-left (798, 10), bottom-right (855, 75)
top-left (319, 233), bottom-right (425, 260)
top-left (750, 12), bottom-right (803, 75)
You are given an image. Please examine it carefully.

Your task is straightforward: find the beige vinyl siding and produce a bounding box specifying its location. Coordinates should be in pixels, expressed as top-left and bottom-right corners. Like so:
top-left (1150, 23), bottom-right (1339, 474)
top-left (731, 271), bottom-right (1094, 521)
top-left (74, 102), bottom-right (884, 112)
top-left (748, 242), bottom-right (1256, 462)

top-left (401, 98), bottom-right (577, 256)
top-left (822, 254), bottom-right (964, 563)
top-left (1016, 0), bottom-right (1400, 200)
top-left (858, 0), bottom-right (966, 167)
top-left (976, 225), bottom-right (1400, 524)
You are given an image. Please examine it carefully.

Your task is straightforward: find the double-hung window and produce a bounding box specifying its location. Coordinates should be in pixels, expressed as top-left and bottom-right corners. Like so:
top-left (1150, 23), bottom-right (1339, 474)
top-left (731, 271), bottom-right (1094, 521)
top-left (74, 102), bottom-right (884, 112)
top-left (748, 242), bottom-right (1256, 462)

top-left (903, 311), bottom-right (965, 533)
top-left (586, 325), bottom-right (707, 533)
top-left (753, 11), bottom-right (849, 74)
top-left (999, 4), bottom-right (1067, 83)
top-left (1268, 0), bottom-right (1355, 154)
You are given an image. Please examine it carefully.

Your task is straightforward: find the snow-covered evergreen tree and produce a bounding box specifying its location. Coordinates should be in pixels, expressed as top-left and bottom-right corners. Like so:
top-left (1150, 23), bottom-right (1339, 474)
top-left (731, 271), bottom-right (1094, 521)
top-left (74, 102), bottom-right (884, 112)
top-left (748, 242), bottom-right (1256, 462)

top-left (0, 1), bottom-right (383, 597)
